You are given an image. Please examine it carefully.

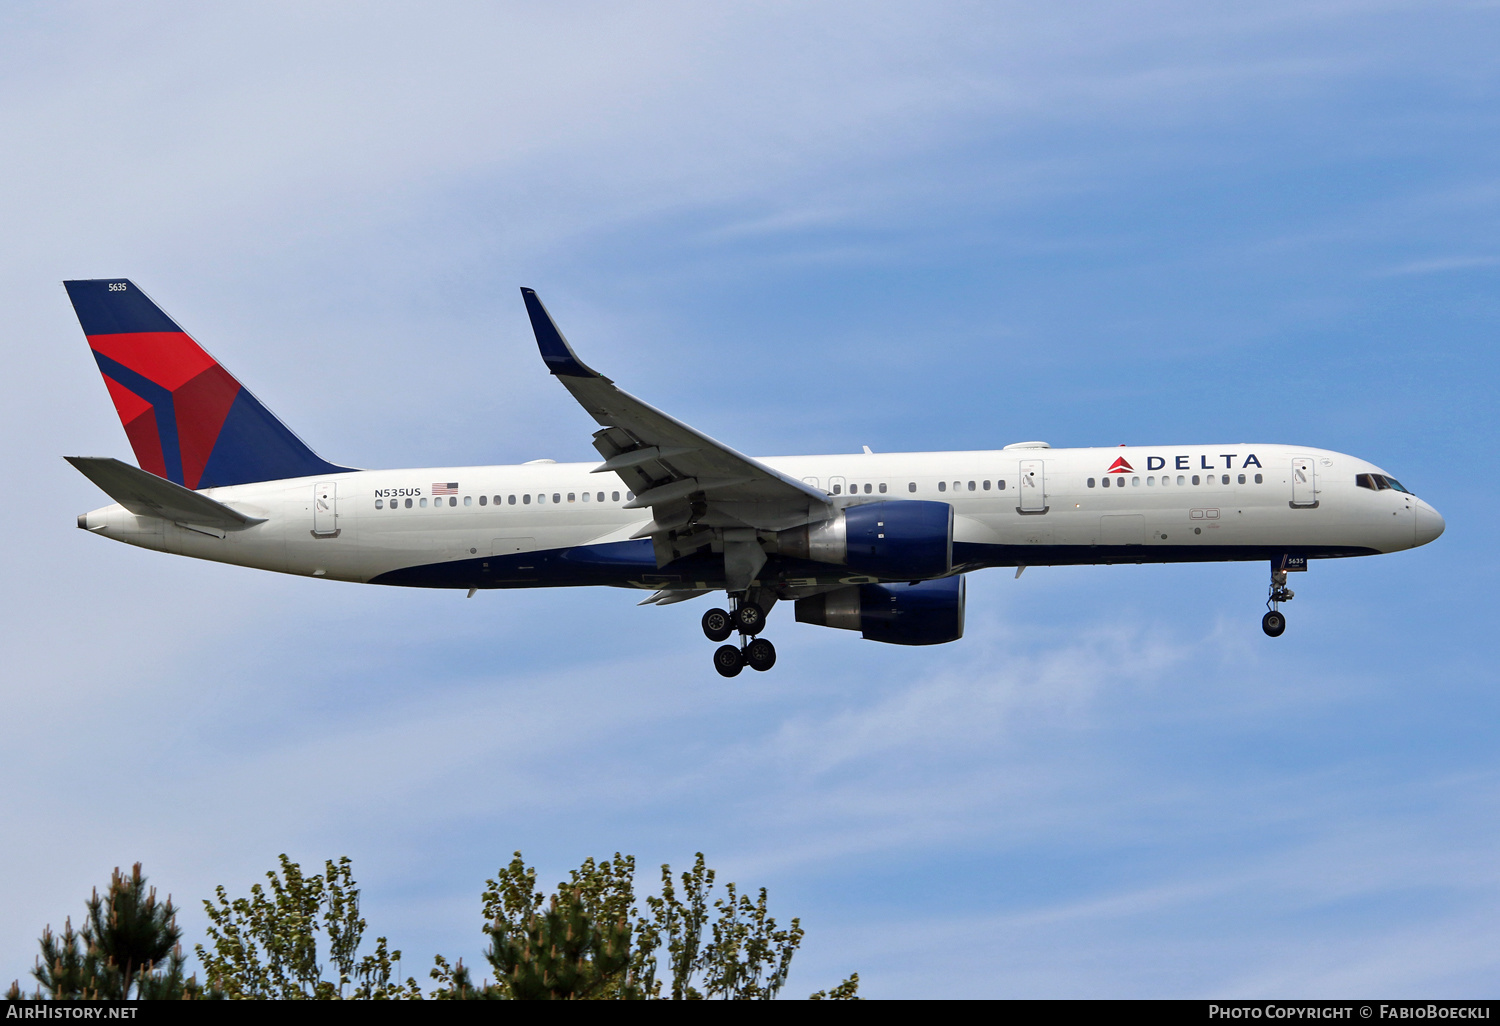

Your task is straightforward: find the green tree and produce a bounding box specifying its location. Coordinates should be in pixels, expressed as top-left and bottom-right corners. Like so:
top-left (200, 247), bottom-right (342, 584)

top-left (435, 851), bottom-right (858, 1000)
top-left (196, 855), bottom-right (420, 1000)
top-left (9, 863), bottom-right (203, 1000)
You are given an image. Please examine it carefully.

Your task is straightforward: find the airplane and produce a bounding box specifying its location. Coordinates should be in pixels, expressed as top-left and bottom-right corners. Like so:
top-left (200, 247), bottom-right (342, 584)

top-left (64, 278), bottom-right (1445, 676)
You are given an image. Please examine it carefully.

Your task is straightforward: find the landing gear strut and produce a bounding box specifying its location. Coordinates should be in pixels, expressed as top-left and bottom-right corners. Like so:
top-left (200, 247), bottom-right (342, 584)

top-left (1263, 562), bottom-right (1294, 637)
top-left (710, 592), bottom-right (778, 676)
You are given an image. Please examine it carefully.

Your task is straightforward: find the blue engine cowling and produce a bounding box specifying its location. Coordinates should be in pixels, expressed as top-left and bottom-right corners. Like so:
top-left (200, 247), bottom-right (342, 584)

top-left (843, 501), bottom-right (953, 580)
top-left (794, 575), bottom-right (966, 646)
top-left (778, 500), bottom-right (953, 581)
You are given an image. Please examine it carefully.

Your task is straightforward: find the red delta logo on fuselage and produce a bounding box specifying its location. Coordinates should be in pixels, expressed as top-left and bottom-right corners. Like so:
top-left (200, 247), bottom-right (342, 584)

top-left (1106, 453), bottom-right (1265, 473)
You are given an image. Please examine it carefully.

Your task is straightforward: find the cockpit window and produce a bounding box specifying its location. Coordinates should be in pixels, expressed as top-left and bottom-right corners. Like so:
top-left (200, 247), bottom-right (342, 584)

top-left (1358, 473), bottom-right (1413, 494)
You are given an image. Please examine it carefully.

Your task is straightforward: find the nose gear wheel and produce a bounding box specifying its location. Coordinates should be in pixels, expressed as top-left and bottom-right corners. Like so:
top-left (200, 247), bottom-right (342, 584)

top-left (1263, 561), bottom-right (1296, 637)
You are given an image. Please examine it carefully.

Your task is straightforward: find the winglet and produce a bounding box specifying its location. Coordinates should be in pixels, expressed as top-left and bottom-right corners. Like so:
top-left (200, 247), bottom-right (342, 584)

top-left (520, 287), bottom-right (600, 378)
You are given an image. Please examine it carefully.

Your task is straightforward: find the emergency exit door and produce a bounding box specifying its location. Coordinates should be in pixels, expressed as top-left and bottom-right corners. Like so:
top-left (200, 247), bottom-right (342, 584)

top-left (1018, 460), bottom-right (1048, 513)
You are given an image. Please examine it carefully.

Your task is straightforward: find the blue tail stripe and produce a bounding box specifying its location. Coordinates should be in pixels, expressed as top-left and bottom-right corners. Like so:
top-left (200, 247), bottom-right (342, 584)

top-left (90, 351), bottom-right (185, 485)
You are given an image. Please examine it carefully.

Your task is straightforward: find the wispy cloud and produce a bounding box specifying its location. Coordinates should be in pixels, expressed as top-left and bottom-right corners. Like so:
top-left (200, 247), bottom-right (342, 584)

top-left (1375, 255), bottom-right (1499, 276)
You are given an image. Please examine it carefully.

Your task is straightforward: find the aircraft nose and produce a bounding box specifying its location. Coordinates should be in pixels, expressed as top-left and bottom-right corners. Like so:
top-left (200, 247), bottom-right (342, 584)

top-left (1414, 500), bottom-right (1445, 547)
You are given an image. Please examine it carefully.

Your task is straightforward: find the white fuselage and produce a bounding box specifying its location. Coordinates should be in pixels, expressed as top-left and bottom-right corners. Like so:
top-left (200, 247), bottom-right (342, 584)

top-left (79, 443), bottom-right (1443, 593)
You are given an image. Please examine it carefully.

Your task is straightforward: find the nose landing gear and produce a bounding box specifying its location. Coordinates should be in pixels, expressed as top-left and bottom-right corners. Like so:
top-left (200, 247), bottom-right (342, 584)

top-left (710, 592), bottom-right (778, 676)
top-left (1263, 561), bottom-right (1295, 637)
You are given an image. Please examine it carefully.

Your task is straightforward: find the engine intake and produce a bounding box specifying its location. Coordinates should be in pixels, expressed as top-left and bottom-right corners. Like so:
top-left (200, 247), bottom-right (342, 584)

top-left (795, 576), bottom-right (966, 646)
top-left (778, 500), bottom-right (953, 581)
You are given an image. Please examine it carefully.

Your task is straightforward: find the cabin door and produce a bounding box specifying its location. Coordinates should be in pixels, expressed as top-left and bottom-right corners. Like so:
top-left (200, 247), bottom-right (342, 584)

top-left (1291, 457), bottom-right (1318, 508)
top-left (313, 482), bottom-right (338, 535)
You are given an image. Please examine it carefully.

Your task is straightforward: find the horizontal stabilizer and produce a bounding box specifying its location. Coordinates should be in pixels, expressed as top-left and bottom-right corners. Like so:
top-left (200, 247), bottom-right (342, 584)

top-left (67, 456), bottom-right (265, 530)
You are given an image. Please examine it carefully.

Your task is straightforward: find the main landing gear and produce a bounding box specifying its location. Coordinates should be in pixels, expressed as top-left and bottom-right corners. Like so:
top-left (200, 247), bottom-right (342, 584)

top-left (703, 595), bottom-right (777, 677)
top-left (1263, 563), bottom-right (1295, 638)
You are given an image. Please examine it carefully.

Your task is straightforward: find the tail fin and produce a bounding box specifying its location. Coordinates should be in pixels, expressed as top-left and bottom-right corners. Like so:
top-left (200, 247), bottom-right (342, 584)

top-left (64, 279), bottom-right (353, 489)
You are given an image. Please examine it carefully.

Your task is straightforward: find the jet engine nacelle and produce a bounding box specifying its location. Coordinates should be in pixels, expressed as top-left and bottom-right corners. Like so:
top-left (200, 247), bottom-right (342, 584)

top-left (794, 576), bottom-right (966, 646)
top-left (778, 500), bottom-right (953, 580)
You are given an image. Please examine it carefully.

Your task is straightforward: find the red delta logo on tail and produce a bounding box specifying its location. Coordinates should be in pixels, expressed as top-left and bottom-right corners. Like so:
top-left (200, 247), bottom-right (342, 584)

top-left (64, 279), bottom-right (352, 490)
top-left (1106, 457), bottom-right (1134, 474)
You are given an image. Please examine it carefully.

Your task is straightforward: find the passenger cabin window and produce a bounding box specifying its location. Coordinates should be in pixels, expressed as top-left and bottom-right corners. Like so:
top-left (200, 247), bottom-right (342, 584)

top-left (375, 499), bottom-right (383, 509)
top-left (968, 481), bottom-right (976, 491)
top-left (420, 497), bottom-right (428, 507)
top-left (405, 498), bottom-right (412, 508)
top-left (879, 483), bottom-right (888, 493)
top-left (597, 492), bottom-right (605, 502)
top-left (865, 483), bottom-right (873, 494)
top-left (1087, 478), bottom-right (1096, 488)
top-left (613, 491), bottom-right (621, 501)
top-left (997, 480), bottom-right (1006, 490)
top-left (832, 483), bottom-right (842, 494)
top-left (1254, 474), bottom-right (1263, 484)
top-left (465, 495), bottom-right (473, 506)
top-left (1191, 475), bottom-right (1200, 485)
top-left (982, 480), bottom-right (990, 491)
top-left (479, 495), bottom-right (487, 505)
top-left (1237, 474), bottom-right (1245, 485)
top-left (908, 482), bottom-right (916, 493)
top-left (626, 492), bottom-right (634, 501)
top-left (523, 494), bottom-right (531, 504)
top-left (568, 493), bottom-right (576, 503)
top-left (938, 481), bottom-right (946, 492)
top-left (507, 495), bottom-right (515, 504)
top-left (1220, 475), bottom-right (1229, 485)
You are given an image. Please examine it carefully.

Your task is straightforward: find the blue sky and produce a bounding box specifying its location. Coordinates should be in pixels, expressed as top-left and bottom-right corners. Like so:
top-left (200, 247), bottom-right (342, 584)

top-left (2, 1), bottom-right (1497, 998)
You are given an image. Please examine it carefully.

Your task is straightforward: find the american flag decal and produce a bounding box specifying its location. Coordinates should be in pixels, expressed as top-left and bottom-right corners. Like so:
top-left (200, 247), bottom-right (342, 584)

top-left (432, 482), bottom-right (458, 495)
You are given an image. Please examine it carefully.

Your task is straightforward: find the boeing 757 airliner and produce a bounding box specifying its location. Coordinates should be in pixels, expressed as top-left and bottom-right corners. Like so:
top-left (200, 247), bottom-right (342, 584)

top-left (65, 279), bottom-right (1445, 676)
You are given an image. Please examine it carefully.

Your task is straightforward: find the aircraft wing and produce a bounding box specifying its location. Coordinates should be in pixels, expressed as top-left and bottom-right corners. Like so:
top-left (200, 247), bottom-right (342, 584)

top-left (67, 456), bottom-right (266, 530)
top-left (521, 288), bottom-right (831, 550)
